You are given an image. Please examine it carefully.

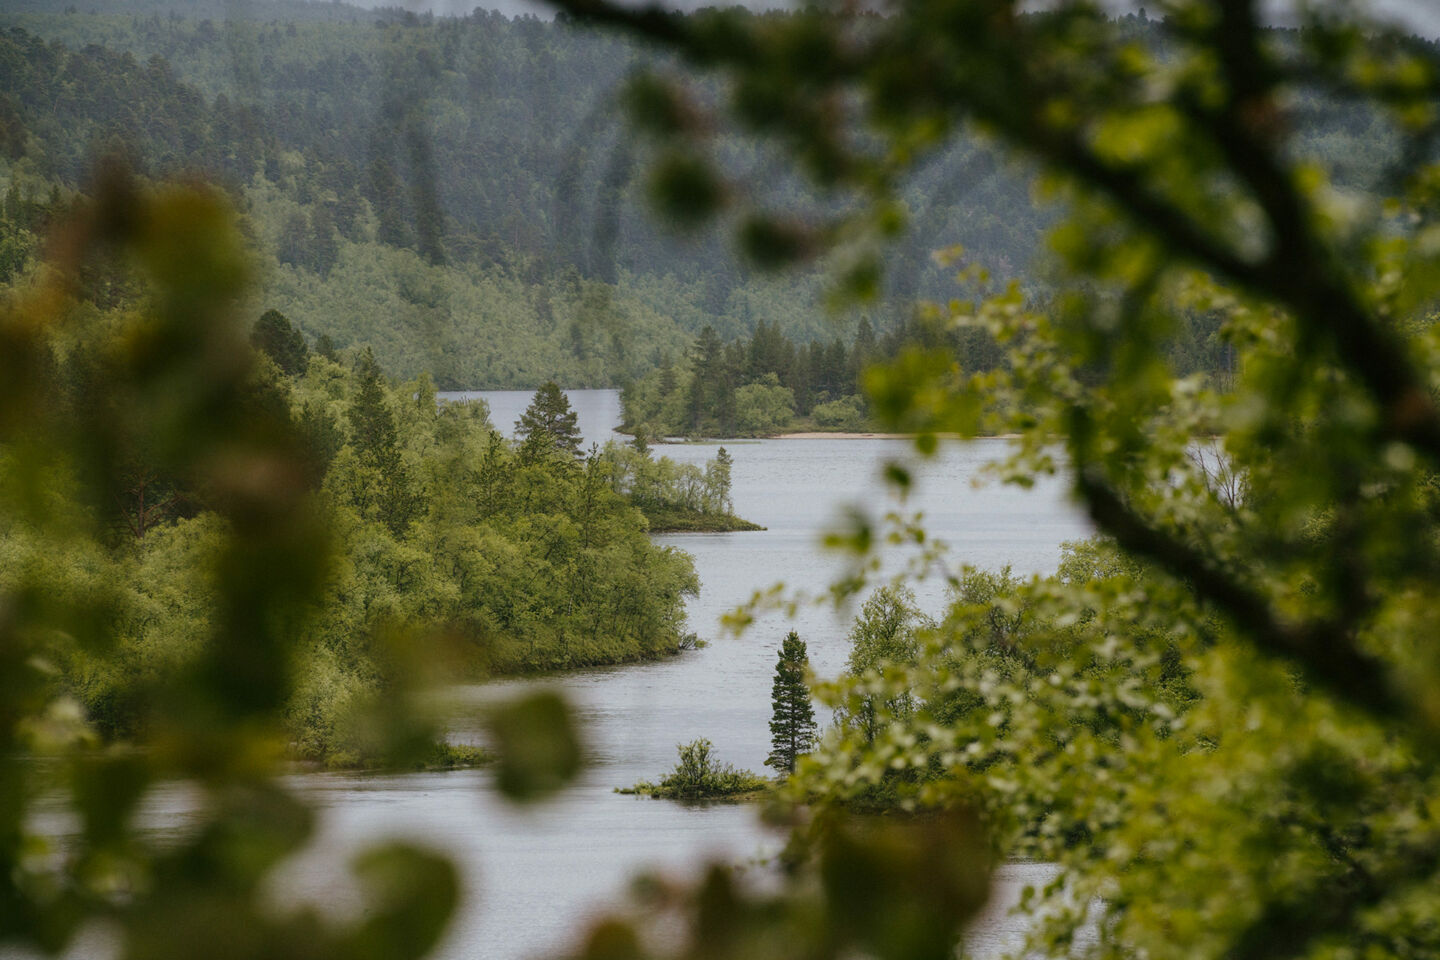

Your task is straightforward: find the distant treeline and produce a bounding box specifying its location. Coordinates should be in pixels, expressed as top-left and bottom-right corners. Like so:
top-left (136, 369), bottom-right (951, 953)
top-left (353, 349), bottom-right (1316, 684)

top-left (622, 318), bottom-right (891, 437)
top-left (622, 300), bottom-right (1239, 437)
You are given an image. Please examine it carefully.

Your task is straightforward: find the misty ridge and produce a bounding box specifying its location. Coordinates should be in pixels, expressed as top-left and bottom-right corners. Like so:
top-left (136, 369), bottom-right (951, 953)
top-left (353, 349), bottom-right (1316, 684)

top-left (2, 0), bottom-right (1432, 391)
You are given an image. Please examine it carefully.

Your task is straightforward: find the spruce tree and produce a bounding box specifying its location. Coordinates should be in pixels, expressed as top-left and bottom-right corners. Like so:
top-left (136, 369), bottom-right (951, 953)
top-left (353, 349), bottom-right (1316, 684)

top-left (347, 347), bottom-right (420, 534)
top-left (250, 308), bottom-right (308, 376)
top-left (516, 381), bottom-right (582, 458)
top-left (766, 631), bottom-right (817, 775)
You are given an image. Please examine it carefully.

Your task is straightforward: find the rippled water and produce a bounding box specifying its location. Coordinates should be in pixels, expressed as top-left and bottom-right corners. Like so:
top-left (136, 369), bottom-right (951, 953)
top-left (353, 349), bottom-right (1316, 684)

top-left (24, 390), bottom-right (1093, 960)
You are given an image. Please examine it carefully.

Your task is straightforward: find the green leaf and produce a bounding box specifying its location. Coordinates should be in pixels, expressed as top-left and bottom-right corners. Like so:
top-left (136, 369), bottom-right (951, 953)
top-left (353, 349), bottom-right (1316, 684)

top-left (488, 691), bottom-right (584, 802)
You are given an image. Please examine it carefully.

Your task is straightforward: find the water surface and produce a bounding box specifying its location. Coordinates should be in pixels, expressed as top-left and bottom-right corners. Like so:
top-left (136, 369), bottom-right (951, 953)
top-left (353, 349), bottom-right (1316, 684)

top-left (32, 389), bottom-right (1092, 960)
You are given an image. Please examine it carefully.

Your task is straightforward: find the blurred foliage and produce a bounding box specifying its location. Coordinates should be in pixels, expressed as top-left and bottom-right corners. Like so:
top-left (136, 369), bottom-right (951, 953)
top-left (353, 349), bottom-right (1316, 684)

top-left (536, 0), bottom-right (1440, 957)
top-left (490, 691), bottom-right (584, 802)
top-left (0, 172), bottom-right (479, 959)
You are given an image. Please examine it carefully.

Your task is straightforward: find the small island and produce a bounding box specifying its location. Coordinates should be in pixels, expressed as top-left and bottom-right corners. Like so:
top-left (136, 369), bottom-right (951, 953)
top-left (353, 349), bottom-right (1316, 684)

top-left (619, 633), bottom-right (816, 802)
top-left (617, 739), bottom-right (771, 801)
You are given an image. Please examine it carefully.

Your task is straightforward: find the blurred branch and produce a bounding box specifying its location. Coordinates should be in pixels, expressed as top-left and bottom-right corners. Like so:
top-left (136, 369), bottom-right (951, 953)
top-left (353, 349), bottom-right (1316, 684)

top-left (1074, 461), bottom-right (1407, 728)
top-left (1227, 832), bottom-right (1440, 960)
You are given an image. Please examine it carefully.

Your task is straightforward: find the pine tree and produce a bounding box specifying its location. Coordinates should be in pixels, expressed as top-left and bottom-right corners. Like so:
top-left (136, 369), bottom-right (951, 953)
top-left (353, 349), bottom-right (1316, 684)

top-left (314, 333), bottom-right (339, 362)
top-left (251, 308), bottom-right (309, 376)
top-left (349, 348), bottom-right (402, 474)
top-left (347, 347), bottom-right (420, 534)
top-left (516, 381), bottom-right (582, 459)
top-left (766, 631), bottom-right (817, 775)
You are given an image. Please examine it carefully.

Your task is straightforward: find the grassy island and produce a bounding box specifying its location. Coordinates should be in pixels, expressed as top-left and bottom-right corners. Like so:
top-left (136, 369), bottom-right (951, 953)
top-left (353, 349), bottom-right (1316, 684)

top-left (617, 739), bottom-right (772, 801)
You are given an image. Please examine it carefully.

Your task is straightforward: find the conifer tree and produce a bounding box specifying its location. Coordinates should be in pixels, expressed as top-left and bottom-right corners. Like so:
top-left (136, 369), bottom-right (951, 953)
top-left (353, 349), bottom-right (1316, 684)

top-left (251, 308), bottom-right (309, 376)
top-left (314, 333), bottom-right (339, 362)
top-left (766, 631), bottom-right (817, 775)
top-left (516, 381), bottom-right (582, 459)
top-left (347, 347), bottom-right (420, 534)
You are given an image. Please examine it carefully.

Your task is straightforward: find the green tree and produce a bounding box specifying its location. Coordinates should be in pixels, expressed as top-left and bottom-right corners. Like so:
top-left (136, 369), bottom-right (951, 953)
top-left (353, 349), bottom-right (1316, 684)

top-left (516, 381), bottom-right (583, 459)
top-left (251, 307), bottom-right (309, 376)
top-left (766, 631), bottom-right (816, 775)
top-left (315, 332), bottom-right (340, 362)
top-left (734, 375), bottom-right (797, 436)
top-left (349, 349), bottom-right (401, 464)
top-left (686, 325), bottom-right (735, 434)
top-left (630, 425), bottom-right (651, 454)
top-left (346, 347), bottom-right (420, 535)
top-left (703, 446), bottom-right (733, 514)
top-left (842, 586), bottom-right (928, 746)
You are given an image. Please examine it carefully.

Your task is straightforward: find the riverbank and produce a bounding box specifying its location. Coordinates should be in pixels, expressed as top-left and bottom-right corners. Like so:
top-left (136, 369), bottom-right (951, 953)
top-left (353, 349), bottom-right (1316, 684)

top-left (294, 741), bottom-right (491, 772)
top-left (776, 431), bottom-right (910, 439)
top-left (615, 782), bottom-right (771, 802)
top-left (643, 429), bottom-right (1022, 442)
top-left (641, 505), bottom-right (766, 532)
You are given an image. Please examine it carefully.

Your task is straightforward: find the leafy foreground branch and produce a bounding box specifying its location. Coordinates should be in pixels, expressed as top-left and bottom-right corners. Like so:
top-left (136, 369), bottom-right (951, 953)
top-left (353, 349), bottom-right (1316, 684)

top-left (618, 738), bottom-right (771, 801)
top-left (535, 1), bottom-right (1440, 959)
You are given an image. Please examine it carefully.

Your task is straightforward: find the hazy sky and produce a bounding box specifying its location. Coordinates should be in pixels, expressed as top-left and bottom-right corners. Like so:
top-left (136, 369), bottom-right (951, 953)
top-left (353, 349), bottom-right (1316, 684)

top-left (345, 0), bottom-right (1440, 36)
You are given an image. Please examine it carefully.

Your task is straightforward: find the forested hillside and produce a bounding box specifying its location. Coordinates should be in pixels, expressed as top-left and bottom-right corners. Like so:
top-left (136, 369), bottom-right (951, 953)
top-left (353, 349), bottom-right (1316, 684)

top-left (0, 1), bottom-right (1420, 388)
top-left (0, 254), bottom-right (749, 765)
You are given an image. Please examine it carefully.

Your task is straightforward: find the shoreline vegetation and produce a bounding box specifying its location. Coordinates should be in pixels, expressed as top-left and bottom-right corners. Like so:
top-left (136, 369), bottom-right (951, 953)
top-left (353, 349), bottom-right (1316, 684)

top-left (291, 741), bottom-right (491, 773)
top-left (642, 430), bottom-right (1024, 441)
top-left (10, 304), bottom-right (713, 769)
top-left (640, 505), bottom-right (765, 532)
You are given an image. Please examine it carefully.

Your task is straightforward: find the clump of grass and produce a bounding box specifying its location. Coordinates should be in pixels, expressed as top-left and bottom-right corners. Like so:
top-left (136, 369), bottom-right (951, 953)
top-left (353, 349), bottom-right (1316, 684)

top-left (317, 740), bottom-right (490, 771)
top-left (618, 738), bottom-right (770, 800)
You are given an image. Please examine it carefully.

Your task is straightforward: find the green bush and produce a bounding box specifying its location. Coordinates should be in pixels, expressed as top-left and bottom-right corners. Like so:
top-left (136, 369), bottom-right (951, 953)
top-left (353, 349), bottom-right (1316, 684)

top-left (810, 395), bottom-right (868, 430)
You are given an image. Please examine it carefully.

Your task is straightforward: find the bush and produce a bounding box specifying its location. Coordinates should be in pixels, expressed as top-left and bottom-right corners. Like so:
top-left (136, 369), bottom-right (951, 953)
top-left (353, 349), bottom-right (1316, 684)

top-left (734, 376), bottom-right (797, 435)
top-left (810, 395), bottom-right (867, 430)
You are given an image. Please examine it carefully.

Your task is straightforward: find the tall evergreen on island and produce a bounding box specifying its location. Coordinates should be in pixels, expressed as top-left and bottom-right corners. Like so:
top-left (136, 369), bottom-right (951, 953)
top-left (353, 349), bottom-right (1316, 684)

top-left (767, 631), bottom-right (818, 775)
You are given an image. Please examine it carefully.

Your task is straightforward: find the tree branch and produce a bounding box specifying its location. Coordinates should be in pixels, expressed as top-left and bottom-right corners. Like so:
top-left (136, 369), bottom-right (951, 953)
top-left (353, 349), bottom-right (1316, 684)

top-left (1074, 463), bottom-right (1408, 728)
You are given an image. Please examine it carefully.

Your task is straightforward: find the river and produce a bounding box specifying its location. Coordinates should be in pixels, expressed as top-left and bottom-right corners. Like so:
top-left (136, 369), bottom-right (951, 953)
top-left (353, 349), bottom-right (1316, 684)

top-left (30, 389), bottom-right (1093, 960)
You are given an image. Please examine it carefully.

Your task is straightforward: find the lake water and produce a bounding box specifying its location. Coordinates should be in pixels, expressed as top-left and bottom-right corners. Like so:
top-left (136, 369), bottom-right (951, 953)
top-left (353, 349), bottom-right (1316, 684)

top-left (27, 389), bottom-right (1092, 960)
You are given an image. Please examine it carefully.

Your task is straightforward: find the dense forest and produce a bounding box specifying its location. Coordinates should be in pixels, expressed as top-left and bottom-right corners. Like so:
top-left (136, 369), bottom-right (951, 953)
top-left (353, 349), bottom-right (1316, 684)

top-left (0, 1), bottom-right (1416, 390)
top-left (0, 281), bottom-right (761, 765)
top-left (622, 319), bottom-right (895, 437)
